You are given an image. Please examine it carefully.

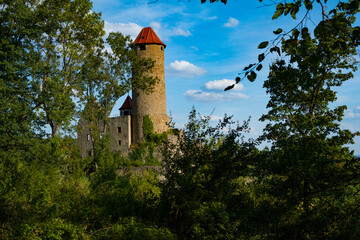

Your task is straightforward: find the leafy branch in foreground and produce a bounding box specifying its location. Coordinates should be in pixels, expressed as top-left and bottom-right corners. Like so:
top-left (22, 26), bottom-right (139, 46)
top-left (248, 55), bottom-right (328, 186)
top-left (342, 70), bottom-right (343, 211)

top-left (201, 0), bottom-right (360, 89)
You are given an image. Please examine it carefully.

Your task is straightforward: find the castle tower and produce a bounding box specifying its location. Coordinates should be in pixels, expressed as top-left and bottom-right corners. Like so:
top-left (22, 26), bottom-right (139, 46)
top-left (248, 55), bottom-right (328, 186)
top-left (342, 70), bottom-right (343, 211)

top-left (132, 27), bottom-right (169, 144)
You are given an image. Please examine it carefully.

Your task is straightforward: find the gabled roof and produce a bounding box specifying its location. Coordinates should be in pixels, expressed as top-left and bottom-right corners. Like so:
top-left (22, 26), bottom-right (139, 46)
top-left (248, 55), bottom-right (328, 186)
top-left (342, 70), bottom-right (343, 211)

top-left (134, 27), bottom-right (166, 48)
top-left (119, 96), bottom-right (132, 110)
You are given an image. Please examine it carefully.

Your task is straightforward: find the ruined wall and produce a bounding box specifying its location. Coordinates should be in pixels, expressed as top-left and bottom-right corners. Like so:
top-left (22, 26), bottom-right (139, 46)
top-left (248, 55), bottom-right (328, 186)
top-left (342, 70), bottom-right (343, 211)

top-left (132, 44), bottom-right (169, 144)
top-left (107, 116), bottom-right (131, 154)
top-left (77, 116), bottom-right (131, 158)
top-left (77, 118), bottom-right (94, 158)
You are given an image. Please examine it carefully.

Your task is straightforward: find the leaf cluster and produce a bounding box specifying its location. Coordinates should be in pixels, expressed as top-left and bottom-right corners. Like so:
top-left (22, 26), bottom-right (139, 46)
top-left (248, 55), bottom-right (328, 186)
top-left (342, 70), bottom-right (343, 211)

top-left (221, 0), bottom-right (360, 90)
top-left (161, 108), bottom-right (259, 239)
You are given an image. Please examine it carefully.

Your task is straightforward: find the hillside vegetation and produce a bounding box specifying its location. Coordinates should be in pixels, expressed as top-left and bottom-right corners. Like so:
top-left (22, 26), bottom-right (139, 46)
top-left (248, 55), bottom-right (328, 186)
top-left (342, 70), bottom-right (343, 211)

top-left (1, 0), bottom-right (360, 239)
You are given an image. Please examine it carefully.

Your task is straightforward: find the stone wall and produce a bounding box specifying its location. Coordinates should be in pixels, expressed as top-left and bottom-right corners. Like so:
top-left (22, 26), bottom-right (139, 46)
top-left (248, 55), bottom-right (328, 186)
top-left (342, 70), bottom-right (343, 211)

top-left (77, 117), bottom-right (94, 158)
top-left (107, 116), bottom-right (132, 154)
top-left (132, 44), bottom-right (169, 144)
top-left (77, 115), bottom-right (131, 158)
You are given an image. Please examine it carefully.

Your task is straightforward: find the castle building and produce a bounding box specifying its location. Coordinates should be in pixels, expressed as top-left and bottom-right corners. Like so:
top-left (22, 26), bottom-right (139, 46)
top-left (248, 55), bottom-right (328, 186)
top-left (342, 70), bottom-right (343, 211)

top-left (77, 27), bottom-right (169, 157)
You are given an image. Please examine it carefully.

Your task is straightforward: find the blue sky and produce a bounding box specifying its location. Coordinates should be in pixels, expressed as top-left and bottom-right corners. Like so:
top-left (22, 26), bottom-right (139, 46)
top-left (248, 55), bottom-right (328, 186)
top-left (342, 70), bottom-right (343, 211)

top-left (91, 0), bottom-right (360, 154)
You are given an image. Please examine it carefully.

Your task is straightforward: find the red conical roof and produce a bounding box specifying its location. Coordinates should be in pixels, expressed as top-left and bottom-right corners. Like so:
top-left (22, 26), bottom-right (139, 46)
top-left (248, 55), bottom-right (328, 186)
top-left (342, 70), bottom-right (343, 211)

top-left (119, 96), bottom-right (132, 110)
top-left (134, 27), bottom-right (166, 48)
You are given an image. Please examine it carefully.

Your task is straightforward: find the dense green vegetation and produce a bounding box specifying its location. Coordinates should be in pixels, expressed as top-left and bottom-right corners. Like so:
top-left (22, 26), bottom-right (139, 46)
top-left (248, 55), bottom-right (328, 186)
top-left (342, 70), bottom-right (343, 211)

top-left (1, 0), bottom-right (360, 239)
top-left (128, 115), bottom-right (167, 166)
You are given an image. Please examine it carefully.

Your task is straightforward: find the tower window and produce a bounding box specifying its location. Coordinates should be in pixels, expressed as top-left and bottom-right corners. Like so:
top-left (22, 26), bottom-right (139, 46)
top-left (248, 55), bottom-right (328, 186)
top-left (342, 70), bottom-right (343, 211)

top-left (87, 134), bottom-right (90, 141)
top-left (120, 109), bottom-right (132, 116)
top-left (118, 127), bottom-right (121, 133)
top-left (140, 45), bottom-right (146, 50)
top-left (161, 46), bottom-right (163, 51)
top-left (118, 140), bottom-right (121, 146)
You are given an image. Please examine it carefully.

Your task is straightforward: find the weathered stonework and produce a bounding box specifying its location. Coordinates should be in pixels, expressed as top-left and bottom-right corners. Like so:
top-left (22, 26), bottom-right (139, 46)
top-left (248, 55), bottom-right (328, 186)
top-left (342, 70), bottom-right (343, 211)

top-left (132, 44), bottom-right (169, 144)
top-left (77, 116), bottom-right (131, 158)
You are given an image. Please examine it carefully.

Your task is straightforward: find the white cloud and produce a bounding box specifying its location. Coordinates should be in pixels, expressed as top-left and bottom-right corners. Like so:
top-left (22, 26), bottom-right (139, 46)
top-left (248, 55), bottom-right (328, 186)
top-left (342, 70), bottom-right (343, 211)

top-left (345, 111), bottom-right (360, 118)
top-left (249, 126), bottom-right (256, 133)
top-left (149, 21), bottom-right (162, 39)
top-left (167, 60), bottom-right (206, 77)
top-left (184, 90), bottom-right (224, 101)
top-left (345, 106), bottom-right (360, 118)
top-left (210, 115), bottom-right (223, 121)
top-left (150, 21), bottom-right (161, 30)
top-left (191, 46), bottom-right (199, 51)
top-left (341, 122), bottom-right (357, 132)
top-left (228, 92), bottom-right (250, 99)
top-left (204, 79), bottom-right (244, 91)
top-left (201, 115), bottom-right (223, 122)
top-left (174, 28), bottom-right (192, 36)
top-left (184, 89), bottom-right (249, 102)
top-left (223, 17), bottom-right (239, 28)
top-left (104, 21), bottom-right (142, 40)
top-left (207, 16), bottom-right (218, 20)
top-left (348, 112), bottom-right (355, 118)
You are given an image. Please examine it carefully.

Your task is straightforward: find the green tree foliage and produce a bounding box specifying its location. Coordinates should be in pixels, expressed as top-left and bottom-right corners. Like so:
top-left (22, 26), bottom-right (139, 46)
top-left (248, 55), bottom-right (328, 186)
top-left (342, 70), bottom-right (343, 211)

top-left (93, 217), bottom-right (177, 240)
top-left (1, 0), bottom-right (156, 140)
top-left (143, 114), bottom-right (155, 142)
top-left (0, 136), bottom-right (88, 239)
top-left (161, 108), bottom-right (258, 239)
top-left (0, 0), bottom-right (163, 238)
top-left (0, 0), bottom-right (39, 154)
top-left (129, 115), bottom-right (166, 166)
top-left (2, 0), bottom-right (360, 238)
top-left (250, 8), bottom-right (360, 239)
top-left (29, 0), bottom-right (105, 137)
top-left (142, 114), bottom-right (167, 144)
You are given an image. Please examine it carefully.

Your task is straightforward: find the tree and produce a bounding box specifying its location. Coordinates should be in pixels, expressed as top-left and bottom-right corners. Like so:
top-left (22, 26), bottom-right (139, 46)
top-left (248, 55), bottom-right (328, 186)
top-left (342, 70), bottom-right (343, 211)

top-left (0, 0), bottom-right (40, 151)
top-left (29, 0), bottom-right (105, 137)
top-left (2, 0), bottom-right (155, 139)
top-left (0, 0), bottom-right (159, 237)
top-left (252, 8), bottom-right (360, 238)
top-left (161, 108), bottom-right (257, 239)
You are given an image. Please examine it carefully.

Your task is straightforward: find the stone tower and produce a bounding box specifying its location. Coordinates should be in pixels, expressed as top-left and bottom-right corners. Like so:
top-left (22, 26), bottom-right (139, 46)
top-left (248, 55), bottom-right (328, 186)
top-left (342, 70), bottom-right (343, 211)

top-left (132, 27), bottom-right (169, 144)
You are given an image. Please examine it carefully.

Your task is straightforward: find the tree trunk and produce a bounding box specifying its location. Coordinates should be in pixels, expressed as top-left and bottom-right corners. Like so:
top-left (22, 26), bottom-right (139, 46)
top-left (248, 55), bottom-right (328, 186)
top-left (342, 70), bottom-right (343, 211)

top-left (50, 122), bottom-right (58, 137)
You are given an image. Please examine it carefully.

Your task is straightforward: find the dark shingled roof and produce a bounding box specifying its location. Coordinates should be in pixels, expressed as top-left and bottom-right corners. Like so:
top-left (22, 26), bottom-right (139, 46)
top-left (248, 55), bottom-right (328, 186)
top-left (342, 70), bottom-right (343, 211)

top-left (134, 27), bottom-right (166, 48)
top-left (119, 96), bottom-right (132, 110)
